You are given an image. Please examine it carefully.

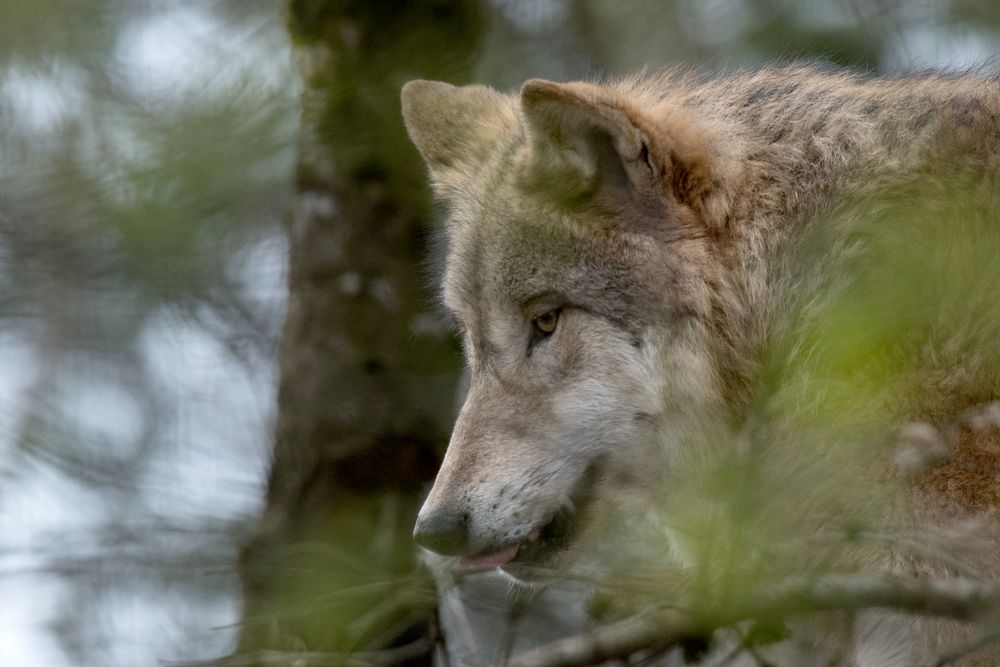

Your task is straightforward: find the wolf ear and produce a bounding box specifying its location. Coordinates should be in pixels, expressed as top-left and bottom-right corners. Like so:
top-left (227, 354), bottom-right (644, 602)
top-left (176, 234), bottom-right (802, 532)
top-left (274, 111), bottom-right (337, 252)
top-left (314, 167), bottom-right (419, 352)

top-left (520, 79), bottom-right (727, 224)
top-left (402, 80), bottom-right (515, 199)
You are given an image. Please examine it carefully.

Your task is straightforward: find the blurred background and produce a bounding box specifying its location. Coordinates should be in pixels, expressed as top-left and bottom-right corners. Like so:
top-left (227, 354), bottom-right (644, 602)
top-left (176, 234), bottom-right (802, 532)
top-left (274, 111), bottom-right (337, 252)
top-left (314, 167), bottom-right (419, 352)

top-left (1, 1), bottom-right (998, 665)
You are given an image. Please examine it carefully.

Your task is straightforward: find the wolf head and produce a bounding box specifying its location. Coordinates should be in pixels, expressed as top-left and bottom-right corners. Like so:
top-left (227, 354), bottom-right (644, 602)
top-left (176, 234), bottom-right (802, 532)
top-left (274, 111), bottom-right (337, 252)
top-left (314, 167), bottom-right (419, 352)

top-left (402, 78), bottom-right (735, 580)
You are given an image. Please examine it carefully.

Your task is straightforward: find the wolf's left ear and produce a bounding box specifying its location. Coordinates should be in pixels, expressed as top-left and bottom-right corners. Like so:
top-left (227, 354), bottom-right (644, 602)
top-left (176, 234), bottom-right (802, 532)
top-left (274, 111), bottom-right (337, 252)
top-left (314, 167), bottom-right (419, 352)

top-left (402, 80), bottom-right (515, 200)
top-left (520, 80), bottom-right (731, 227)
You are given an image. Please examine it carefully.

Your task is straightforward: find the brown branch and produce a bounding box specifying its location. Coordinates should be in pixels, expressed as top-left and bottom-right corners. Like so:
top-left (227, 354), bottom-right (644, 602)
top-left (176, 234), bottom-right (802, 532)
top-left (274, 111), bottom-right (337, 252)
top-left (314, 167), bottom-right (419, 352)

top-left (503, 611), bottom-right (697, 667)
top-left (504, 574), bottom-right (1000, 667)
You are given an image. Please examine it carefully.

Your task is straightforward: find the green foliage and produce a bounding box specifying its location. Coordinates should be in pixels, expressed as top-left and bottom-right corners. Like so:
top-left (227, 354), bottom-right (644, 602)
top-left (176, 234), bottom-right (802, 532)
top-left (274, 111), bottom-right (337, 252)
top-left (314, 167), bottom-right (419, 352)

top-left (595, 164), bottom-right (1000, 638)
top-left (5, 1), bottom-right (1000, 666)
top-left (0, 2), bottom-right (297, 665)
top-left (252, 493), bottom-right (437, 652)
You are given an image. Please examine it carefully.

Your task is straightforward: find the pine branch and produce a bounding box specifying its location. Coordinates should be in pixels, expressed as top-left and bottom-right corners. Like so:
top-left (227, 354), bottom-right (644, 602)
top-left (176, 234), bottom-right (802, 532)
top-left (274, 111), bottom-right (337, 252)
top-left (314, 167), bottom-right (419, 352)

top-left (505, 574), bottom-right (1000, 667)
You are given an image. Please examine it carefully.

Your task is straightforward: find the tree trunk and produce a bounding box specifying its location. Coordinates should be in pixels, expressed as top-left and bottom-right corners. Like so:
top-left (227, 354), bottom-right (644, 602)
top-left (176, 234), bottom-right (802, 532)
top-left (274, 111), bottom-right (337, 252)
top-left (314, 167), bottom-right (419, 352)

top-left (236, 1), bottom-right (484, 659)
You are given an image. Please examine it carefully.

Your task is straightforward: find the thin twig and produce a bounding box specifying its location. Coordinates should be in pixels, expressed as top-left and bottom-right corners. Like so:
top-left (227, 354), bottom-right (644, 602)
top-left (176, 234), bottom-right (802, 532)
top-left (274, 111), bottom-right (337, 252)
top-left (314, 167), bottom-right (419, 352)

top-left (174, 637), bottom-right (432, 667)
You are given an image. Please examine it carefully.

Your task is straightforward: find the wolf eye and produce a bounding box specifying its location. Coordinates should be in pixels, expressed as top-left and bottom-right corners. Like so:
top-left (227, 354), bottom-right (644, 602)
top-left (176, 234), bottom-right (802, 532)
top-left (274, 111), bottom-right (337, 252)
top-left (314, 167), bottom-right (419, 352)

top-left (532, 309), bottom-right (560, 336)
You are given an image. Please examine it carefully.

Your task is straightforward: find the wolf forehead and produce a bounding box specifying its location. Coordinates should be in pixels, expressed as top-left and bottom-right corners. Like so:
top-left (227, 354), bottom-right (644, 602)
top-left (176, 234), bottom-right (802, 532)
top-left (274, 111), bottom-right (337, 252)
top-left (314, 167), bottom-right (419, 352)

top-left (444, 207), bottom-right (683, 328)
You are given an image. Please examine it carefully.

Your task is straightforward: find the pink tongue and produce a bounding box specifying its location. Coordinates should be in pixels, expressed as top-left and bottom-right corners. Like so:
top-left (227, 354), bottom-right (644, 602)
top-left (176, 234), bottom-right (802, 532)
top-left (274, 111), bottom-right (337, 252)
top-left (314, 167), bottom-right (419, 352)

top-left (459, 544), bottom-right (519, 570)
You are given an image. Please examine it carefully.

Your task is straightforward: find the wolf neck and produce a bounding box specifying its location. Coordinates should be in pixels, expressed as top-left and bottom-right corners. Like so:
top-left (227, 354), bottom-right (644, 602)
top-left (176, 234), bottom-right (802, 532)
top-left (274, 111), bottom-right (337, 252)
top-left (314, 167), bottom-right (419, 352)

top-left (683, 69), bottom-right (1000, 401)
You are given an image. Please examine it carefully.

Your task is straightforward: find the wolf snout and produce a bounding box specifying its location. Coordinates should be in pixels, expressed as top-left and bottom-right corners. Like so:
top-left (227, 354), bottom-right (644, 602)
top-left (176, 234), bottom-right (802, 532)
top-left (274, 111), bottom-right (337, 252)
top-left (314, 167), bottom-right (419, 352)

top-left (413, 507), bottom-right (470, 556)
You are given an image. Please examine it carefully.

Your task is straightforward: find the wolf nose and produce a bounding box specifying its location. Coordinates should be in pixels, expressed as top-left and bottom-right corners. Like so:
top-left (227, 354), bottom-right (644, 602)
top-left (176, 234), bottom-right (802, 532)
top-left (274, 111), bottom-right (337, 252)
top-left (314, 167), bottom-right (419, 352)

top-left (413, 510), bottom-right (469, 556)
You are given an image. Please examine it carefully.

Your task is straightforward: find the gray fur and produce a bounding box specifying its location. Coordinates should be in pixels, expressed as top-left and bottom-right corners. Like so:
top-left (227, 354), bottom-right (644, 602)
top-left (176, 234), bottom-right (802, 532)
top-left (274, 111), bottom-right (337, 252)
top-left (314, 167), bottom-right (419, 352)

top-left (402, 66), bottom-right (1000, 666)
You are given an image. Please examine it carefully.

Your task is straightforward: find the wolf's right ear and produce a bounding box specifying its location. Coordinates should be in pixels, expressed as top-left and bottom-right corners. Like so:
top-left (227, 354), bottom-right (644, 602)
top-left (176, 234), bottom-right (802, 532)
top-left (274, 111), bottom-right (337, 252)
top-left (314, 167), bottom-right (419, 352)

top-left (402, 80), bottom-right (515, 199)
top-left (519, 79), bottom-right (736, 229)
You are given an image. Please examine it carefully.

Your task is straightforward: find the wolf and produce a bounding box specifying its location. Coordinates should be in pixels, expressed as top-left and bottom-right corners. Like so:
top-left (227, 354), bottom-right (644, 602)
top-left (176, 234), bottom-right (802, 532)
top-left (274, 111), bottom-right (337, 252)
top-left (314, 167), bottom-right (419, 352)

top-left (401, 66), bottom-right (1000, 665)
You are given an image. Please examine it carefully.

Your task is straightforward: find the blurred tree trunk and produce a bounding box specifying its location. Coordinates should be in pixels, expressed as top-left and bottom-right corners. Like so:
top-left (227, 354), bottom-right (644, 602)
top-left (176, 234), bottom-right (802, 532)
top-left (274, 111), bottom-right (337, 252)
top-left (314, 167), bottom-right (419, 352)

top-left (236, 1), bottom-right (484, 660)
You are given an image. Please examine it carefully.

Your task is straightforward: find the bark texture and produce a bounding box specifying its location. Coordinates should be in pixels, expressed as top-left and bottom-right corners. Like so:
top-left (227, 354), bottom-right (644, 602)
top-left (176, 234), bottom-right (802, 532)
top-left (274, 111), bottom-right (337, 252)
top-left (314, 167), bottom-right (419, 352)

top-left (237, 1), bottom-right (484, 659)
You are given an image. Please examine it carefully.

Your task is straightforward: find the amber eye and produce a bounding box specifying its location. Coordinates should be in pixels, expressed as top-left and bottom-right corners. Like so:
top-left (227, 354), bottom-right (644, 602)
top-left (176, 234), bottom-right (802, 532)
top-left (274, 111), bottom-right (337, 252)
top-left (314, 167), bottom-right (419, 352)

top-left (532, 309), bottom-right (560, 336)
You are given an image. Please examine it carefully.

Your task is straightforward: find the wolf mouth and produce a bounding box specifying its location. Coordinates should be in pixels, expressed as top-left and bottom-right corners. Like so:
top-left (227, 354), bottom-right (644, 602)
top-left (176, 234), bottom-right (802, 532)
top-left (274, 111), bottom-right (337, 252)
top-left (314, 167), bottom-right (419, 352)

top-left (507, 499), bottom-right (582, 566)
top-left (459, 499), bottom-right (585, 574)
top-left (460, 461), bottom-right (601, 575)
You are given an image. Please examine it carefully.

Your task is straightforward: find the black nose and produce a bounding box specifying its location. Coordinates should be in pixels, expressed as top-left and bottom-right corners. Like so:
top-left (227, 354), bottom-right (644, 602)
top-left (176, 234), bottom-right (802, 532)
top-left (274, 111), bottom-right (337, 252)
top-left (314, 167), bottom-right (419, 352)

top-left (413, 509), bottom-right (469, 556)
